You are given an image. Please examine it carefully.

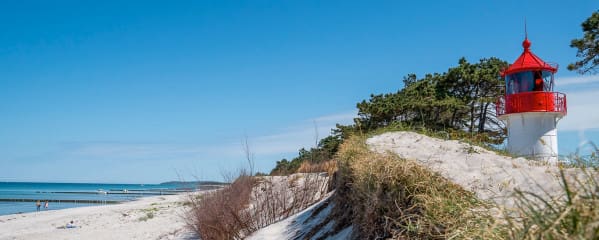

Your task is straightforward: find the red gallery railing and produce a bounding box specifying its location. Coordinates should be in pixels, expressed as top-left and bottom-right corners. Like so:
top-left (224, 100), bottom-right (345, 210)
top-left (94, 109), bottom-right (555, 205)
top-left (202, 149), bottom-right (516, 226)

top-left (496, 92), bottom-right (567, 116)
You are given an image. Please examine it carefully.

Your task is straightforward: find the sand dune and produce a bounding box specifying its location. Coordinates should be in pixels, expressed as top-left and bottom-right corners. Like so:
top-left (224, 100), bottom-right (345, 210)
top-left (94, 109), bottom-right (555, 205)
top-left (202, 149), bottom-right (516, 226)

top-left (366, 131), bottom-right (573, 208)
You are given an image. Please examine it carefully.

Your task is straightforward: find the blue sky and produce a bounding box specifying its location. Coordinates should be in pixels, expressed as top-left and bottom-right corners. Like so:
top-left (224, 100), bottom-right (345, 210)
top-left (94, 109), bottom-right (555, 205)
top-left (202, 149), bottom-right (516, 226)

top-left (1, 1), bottom-right (598, 183)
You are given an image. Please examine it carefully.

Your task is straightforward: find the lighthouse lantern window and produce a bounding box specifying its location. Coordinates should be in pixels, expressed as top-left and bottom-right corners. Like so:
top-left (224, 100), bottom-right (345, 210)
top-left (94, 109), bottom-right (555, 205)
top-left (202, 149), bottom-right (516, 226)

top-left (505, 70), bottom-right (554, 94)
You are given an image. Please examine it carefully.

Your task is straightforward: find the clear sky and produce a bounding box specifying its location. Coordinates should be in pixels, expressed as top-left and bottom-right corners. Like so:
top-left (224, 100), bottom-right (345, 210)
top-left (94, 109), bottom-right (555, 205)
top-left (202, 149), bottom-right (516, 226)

top-left (1, 1), bottom-right (598, 183)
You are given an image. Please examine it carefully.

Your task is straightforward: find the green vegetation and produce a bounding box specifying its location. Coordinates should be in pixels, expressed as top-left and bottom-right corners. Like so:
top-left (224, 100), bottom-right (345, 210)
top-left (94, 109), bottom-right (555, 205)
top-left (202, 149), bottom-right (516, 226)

top-left (138, 207), bottom-right (158, 221)
top-left (270, 134), bottom-right (342, 175)
top-left (270, 57), bottom-right (508, 176)
top-left (569, 10), bottom-right (599, 74)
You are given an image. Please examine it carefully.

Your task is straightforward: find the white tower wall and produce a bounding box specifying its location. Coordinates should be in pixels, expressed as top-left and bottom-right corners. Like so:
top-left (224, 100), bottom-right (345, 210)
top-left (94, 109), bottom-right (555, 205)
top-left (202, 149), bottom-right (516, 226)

top-left (504, 112), bottom-right (562, 163)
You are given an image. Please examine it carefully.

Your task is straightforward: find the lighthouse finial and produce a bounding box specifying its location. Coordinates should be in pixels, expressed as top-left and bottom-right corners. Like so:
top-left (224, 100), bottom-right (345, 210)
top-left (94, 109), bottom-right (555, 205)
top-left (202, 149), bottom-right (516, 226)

top-left (522, 18), bottom-right (531, 50)
top-left (525, 17), bottom-right (528, 40)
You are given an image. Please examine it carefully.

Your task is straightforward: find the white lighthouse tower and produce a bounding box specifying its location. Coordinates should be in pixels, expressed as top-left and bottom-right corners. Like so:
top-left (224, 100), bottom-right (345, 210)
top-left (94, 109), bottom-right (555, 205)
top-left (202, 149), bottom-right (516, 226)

top-left (496, 37), bottom-right (567, 163)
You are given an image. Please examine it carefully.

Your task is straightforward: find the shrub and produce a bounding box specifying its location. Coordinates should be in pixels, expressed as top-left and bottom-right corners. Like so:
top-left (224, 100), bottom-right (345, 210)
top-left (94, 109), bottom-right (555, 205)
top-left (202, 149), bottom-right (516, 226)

top-left (185, 171), bottom-right (255, 239)
top-left (250, 173), bottom-right (329, 228)
top-left (186, 171), bottom-right (329, 239)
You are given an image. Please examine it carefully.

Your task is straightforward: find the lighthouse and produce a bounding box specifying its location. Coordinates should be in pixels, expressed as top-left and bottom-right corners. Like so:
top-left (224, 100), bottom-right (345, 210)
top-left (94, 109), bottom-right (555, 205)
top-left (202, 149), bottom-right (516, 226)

top-left (496, 37), bottom-right (567, 163)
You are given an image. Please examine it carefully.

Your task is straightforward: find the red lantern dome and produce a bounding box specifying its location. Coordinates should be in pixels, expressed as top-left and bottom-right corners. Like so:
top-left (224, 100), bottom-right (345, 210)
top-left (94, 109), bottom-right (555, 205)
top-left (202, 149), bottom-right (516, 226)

top-left (501, 38), bottom-right (557, 76)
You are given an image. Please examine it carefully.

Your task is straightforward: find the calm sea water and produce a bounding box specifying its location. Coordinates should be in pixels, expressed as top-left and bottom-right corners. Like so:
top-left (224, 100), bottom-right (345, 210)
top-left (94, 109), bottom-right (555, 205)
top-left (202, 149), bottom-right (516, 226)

top-left (0, 182), bottom-right (188, 216)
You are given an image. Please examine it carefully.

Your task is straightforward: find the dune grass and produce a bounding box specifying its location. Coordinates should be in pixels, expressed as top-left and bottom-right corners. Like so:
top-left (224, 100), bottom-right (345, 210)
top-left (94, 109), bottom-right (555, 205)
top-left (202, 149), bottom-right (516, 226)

top-left (331, 135), bottom-right (503, 239)
top-left (503, 168), bottom-right (599, 239)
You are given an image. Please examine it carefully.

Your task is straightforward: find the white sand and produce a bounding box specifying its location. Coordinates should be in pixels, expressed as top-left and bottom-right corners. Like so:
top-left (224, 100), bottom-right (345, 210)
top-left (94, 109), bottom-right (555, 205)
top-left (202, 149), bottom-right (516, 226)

top-left (0, 194), bottom-right (195, 240)
top-left (248, 192), bottom-right (351, 240)
top-left (366, 131), bottom-right (575, 208)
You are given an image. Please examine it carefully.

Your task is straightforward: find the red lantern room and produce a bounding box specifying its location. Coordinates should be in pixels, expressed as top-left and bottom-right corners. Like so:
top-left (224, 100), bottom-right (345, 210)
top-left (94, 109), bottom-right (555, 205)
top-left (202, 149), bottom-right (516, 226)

top-left (496, 38), bottom-right (567, 116)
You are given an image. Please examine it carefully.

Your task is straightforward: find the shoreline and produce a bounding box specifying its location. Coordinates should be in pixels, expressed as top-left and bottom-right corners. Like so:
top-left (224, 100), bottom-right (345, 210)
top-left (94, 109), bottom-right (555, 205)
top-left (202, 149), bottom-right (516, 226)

top-left (0, 196), bottom-right (152, 216)
top-left (0, 192), bottom-right (198, 240)
top-left (0, 188), bottom-right (195, 216)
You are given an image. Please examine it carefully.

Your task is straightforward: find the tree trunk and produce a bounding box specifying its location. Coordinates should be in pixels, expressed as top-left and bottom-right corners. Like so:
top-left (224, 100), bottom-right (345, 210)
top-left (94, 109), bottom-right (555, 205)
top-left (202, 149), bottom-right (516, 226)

top-left (450, 109), bottom-right (457, 128)
top-left (469, 86), bottom-right (479, 133)
top-left (478, 101), bottom-right (490, 133)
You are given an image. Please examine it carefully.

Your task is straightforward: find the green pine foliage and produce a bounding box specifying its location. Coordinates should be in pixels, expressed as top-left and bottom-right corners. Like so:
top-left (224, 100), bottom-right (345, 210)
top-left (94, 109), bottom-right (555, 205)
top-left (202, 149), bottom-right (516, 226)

top-left (569, 10), bottom-right (599, 74)
top-left (354, 57), bottom-right (508, 144)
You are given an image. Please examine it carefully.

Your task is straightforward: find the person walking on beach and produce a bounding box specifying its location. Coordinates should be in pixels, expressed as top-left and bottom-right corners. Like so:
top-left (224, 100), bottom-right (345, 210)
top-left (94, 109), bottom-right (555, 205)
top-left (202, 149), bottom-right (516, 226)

top-left (36, 200), bottom-right (41, 211)
top-left (44, 200), bottom-right (49, 210)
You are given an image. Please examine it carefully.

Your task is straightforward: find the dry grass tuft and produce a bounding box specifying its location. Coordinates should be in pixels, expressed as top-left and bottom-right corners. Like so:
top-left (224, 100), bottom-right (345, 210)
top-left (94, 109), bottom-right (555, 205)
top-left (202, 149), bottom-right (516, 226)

top-left (331, 135), bottom-right (502, 239)
top-left (297, 160), bottom-right (337, 176)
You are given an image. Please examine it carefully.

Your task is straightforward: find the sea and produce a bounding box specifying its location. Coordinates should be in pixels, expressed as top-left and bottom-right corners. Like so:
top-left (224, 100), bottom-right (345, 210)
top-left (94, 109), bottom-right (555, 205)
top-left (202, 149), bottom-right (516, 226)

top-left (0, 182), bottom-right (193, 216)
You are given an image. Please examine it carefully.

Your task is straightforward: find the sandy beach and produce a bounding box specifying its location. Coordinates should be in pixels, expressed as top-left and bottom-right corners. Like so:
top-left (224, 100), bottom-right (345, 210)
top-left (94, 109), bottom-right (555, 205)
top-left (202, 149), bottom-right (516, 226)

top-left (0, 194), bottom-right (195, 240)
